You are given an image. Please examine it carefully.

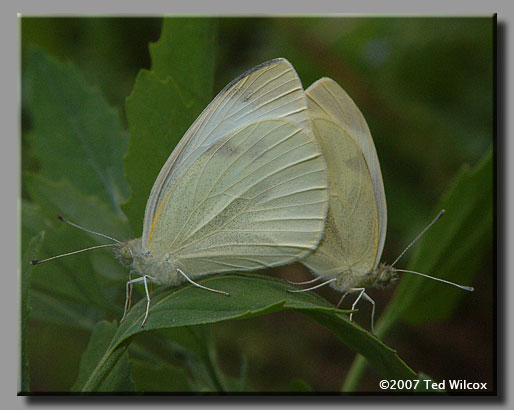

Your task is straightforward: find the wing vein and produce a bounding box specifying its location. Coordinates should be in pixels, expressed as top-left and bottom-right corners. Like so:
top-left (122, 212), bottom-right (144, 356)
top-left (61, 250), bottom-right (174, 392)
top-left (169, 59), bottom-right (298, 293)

top-left (171, 167), bottom-right (325, 255)
top-left (167, 122), bottom-right (289, 247)
top-left (170, 127), bottom-right (319, 249)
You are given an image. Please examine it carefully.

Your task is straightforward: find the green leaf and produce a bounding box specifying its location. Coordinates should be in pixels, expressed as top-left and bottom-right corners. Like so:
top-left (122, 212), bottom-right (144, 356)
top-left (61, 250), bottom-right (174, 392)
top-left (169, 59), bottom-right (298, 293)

top-left (71, 321), bottom-right (134, 392)
top-left (144, 326), bottom-right (230, 391)
top-left (150, 17), bottom-right (218, 95)
top-left (302, 309), bottom-right (418, 382)
top-left (20, 231), bottom-right (45, 393)
top-left (131, 360), bottom-right (191, 392)
top-left (399, 148), bottom-right (493, 324)
top-left (23, 177), bottom-right (130, 329)
top-left (22, 49), bottom-right (132, 329)
top-left (24, 48), bottom-right (130, 214)
top-left (123, 18), bottom-right (217, 233)
top-left (25, 174), bottom-right (131, 244)
top-left (343, 149), bottom-right (493, 391)
top-left (175, 325), bottom-right (228, 392)
top-left (79, 273), bottom-right (420, 392)
top-left (123, 72), bottom-right (202, 233)
top-left (379, 148), bottom-right (492, 329)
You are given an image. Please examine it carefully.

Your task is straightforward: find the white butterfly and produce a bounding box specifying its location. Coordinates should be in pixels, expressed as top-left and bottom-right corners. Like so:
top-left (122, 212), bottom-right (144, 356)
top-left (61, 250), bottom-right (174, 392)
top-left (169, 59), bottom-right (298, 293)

top-left (34, 59), bottom-right (329, 327)
top-left (289, 78), bottom-right (473, 332)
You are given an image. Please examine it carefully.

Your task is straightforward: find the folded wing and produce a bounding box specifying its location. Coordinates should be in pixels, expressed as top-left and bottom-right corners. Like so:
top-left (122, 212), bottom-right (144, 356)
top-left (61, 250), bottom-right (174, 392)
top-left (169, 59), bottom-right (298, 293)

top-left (149, 119), bottom-right (328, 275)
top-left (142, 59), bottom-right (315, 250)
top-left (301, 78), bottom-right (386, 278)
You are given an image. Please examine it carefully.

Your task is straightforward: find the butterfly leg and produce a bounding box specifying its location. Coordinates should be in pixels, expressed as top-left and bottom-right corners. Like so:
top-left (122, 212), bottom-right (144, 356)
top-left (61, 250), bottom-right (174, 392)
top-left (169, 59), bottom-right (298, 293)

top-left (360, 291), bottom-right (376, 335)
top-left (141, 275), bottom-right (152, 328)
top-left (121, 270), bottom-right (139, 322)
top-left (349, 288), bottom-right (366, 322)
top-left (120, 274), bottom-right (155, 328)
top-left (335, 290), bottom-right (351, 309)
top-left (285, 276), bottom-right (322, 285)
top-left (176, 268), bottom-right (230, 296)
top-left (344, 288), bottom-right (376, 334)
top-left (287, 278), bottom-right (336, 293)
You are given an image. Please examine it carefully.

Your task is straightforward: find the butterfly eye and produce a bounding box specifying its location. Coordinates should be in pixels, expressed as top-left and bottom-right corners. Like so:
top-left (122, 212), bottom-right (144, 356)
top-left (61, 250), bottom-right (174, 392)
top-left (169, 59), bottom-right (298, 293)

top-left (120, 247), bottom-right (133, 261)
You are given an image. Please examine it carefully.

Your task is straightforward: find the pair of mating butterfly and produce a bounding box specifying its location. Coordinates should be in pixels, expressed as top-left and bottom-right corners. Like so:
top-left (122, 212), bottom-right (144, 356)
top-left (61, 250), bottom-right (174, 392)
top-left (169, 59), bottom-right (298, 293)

top-left (32, 59), bottom-right (473, 331)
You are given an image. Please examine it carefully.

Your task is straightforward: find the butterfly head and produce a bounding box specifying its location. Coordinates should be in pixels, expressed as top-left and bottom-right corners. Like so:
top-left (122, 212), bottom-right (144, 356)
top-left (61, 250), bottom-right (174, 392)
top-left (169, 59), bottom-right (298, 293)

top-left (113, 239), bottom-right (140, 268)
top-left (372, 263), bottom-right (399, 289)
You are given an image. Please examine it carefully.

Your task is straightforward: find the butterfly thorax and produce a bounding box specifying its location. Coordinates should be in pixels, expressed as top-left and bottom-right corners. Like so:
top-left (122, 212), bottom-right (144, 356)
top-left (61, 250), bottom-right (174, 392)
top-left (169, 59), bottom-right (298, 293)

top-left (331, 262), bottom-right (399, 291)
top-left (113, 238), bottom-right (184, 286)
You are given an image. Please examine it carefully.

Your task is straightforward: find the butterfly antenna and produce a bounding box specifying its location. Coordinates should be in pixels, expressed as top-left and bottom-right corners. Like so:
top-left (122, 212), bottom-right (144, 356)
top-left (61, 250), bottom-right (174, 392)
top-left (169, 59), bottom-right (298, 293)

top-left (57, 215), bottom-right (121, 244)
top-left (389, 209), bottom-right (474, 292)
top-left (29, 216), bottom-right (121, 265)
top-left (30, 243), bottom-right (116, 265)
top-left (390, 209), bottom-right (445, 268)
top-left (394, 269), bottom-right (474, 292)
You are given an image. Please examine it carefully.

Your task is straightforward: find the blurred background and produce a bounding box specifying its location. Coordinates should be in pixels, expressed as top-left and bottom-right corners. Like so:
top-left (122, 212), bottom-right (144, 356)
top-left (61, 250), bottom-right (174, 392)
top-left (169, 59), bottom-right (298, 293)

top-left (21, 17), bottom-right (493, 392)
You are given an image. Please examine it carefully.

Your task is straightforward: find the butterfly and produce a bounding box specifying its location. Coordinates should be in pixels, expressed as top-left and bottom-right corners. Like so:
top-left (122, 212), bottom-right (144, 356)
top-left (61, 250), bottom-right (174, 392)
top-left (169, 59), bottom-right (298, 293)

top-left (288, 77), bottom-right (473, 333)
top-left (32, 59), bottom-right (329, 327)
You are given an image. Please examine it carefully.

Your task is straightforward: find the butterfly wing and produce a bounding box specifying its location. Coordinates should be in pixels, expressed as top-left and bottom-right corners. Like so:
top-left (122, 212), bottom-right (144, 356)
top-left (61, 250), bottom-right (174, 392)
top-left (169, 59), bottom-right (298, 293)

top-left (142, 58), bottom-right (315, 250)
top-left (148, 119), bottom-right (328, 276)
top-left (301, 78), bottom-right (386, 281)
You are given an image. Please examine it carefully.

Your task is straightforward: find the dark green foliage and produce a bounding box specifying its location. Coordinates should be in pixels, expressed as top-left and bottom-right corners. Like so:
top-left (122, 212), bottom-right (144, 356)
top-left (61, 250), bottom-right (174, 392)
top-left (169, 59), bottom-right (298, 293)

top-left (21, 16), bottom-right (493, 393)
top-left (71, 321), bottom-right (135, 392)
top-left (123, 18), bottom-right (217, 232)
top-left (25, 49), bottom-right (130, 215)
